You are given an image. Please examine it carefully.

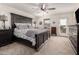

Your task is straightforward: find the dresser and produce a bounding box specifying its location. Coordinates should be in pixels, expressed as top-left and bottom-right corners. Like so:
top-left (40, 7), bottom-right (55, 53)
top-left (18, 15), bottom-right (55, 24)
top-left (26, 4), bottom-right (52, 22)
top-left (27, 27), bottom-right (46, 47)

top-left (0, 29), bottom-right (13, 47)
top-left (69, 25), bottom-right (77, 54)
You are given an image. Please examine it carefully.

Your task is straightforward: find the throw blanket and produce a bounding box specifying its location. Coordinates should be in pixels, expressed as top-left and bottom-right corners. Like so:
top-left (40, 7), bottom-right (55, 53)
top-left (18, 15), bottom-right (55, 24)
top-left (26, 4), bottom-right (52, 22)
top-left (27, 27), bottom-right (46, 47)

top-left (25, 30), bottom-right (37, 38)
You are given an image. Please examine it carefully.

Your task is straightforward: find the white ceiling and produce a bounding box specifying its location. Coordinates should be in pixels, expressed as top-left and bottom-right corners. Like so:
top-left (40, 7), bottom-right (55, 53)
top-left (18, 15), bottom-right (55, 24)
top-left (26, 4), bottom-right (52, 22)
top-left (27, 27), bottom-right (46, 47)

top-left (1, 3), bottom-right (79, 17)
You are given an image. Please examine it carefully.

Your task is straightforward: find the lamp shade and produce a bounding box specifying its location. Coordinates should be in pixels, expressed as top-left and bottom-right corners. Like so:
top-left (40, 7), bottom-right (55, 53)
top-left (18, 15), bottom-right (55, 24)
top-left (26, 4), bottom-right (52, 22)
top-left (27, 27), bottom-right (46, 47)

top-left (0, 15), bottom-right (7, 21)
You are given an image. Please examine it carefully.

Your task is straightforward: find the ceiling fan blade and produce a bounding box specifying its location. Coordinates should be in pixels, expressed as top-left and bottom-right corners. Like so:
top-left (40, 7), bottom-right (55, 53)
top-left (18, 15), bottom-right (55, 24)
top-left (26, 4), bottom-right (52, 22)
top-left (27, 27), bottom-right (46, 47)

top-left (47, 8), bottom-right (56, 10)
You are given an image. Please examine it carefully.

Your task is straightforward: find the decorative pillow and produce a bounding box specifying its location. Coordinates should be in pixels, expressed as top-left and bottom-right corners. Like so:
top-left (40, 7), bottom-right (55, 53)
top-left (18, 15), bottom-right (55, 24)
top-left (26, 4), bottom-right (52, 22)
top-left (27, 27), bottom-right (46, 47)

top-left (26, 24), bottom-right (33, 29)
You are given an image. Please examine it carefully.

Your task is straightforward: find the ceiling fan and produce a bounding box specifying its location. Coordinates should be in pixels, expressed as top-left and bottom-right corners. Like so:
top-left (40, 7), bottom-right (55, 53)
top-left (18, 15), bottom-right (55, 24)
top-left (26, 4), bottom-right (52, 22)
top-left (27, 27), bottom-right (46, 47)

top-left (40, 3), bottom-right (56, 11)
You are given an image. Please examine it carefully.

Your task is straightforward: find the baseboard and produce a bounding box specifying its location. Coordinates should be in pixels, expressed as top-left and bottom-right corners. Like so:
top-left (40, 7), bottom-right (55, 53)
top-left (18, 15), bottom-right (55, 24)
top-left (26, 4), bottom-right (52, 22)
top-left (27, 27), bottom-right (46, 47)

top-left (57, 35), bottom-right (69, 38)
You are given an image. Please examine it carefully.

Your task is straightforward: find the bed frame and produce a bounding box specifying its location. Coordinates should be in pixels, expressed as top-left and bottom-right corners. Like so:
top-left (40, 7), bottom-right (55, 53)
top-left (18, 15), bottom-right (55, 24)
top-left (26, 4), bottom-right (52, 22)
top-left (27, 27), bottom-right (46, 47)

top-left (13, 30), bottom-right (48, 50)
top-left (11, 13), bottom-right (49, 50)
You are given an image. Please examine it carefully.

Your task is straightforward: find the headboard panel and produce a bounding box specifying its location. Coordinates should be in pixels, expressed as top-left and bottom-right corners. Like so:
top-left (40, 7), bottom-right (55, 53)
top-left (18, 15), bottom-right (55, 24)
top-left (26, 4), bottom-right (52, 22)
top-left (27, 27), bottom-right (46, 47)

top-left (11, 13), bottom-right (32, 28)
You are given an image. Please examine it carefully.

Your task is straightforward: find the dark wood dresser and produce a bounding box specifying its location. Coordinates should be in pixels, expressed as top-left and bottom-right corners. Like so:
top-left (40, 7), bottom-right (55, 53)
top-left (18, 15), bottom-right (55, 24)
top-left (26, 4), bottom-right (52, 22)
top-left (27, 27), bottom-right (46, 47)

top-left (74, 8), bottom-right (79, 54)
top-left (69, 25), bottom-right (77, 54)
top-left (51, 27), bottom-right (57, 35)
top-left (0, 29), bottom-right (13, 47)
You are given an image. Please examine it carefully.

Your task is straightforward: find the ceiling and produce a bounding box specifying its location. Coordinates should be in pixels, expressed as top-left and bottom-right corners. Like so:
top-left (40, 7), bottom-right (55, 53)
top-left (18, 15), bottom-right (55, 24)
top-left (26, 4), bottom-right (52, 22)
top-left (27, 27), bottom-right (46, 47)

top-left (1, 3), bottom-right (79, 17)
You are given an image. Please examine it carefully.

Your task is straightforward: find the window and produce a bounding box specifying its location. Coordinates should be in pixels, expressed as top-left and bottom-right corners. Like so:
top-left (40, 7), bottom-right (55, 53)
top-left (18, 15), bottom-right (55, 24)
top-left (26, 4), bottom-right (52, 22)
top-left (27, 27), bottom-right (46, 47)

top-left (60, 18), bottom-right (67, 25)
top-left (60, 18), bottom-right (67, 33)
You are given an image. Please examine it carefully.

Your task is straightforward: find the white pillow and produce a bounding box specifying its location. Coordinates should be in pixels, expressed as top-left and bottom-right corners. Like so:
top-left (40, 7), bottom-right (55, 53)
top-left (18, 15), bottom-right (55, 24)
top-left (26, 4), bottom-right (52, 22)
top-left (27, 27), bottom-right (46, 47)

top-left (15, 23), bottom-right (32, 29)
top-left (15, 23), bottom-right (27, 29)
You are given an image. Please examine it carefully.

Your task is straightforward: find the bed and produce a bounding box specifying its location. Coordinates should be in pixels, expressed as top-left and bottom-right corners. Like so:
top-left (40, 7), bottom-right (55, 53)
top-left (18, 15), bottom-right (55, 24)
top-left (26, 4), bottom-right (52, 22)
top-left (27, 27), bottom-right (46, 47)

top-left (11, 13), bottom-right (49, 50)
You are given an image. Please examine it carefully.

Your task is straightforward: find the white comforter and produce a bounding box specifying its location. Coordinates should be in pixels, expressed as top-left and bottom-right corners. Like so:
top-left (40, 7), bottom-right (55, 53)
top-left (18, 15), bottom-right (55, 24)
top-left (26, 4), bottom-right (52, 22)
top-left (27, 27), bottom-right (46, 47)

top-left (14, 28), bottom-right (48, 46)
top-left (14, 28), bottom-right (36, 46)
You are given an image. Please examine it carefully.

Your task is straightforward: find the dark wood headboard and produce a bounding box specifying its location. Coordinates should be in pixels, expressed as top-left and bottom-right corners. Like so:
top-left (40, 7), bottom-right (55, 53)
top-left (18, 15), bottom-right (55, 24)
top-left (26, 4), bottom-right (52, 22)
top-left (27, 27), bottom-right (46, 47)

top-left (11, 13), bottom-right (32, 28)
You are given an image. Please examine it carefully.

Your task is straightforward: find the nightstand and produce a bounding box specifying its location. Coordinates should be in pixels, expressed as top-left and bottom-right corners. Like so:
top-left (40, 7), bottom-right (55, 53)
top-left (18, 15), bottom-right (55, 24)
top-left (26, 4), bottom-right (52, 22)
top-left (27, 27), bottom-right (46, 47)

top-left (0, 29), bottom-right (13, 47)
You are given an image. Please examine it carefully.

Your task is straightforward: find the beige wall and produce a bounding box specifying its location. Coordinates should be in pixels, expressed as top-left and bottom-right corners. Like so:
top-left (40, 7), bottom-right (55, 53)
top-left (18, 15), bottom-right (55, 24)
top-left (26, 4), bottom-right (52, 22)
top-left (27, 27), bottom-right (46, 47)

top-left (0, 4), bottom-right (36, 29)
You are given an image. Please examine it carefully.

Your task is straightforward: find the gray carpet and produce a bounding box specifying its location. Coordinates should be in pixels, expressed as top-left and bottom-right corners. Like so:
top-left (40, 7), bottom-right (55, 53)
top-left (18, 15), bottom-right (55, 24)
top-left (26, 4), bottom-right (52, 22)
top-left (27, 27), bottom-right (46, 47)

top-left (0, 36), bottom-right (76, 55)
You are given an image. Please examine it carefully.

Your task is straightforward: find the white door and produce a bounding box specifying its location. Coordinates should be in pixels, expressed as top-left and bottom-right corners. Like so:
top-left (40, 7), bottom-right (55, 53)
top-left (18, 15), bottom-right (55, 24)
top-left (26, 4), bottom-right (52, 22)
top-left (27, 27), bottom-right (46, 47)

top-left (59, 18), bottom-right (68, 36)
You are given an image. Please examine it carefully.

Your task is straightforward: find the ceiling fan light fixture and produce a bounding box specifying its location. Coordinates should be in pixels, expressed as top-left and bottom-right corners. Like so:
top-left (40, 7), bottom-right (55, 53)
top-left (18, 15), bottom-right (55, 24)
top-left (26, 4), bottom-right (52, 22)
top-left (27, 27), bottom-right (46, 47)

top-left (41, 3), bottom-right (47, 11)
top-left (40, 4), bottom-right (56, 11)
